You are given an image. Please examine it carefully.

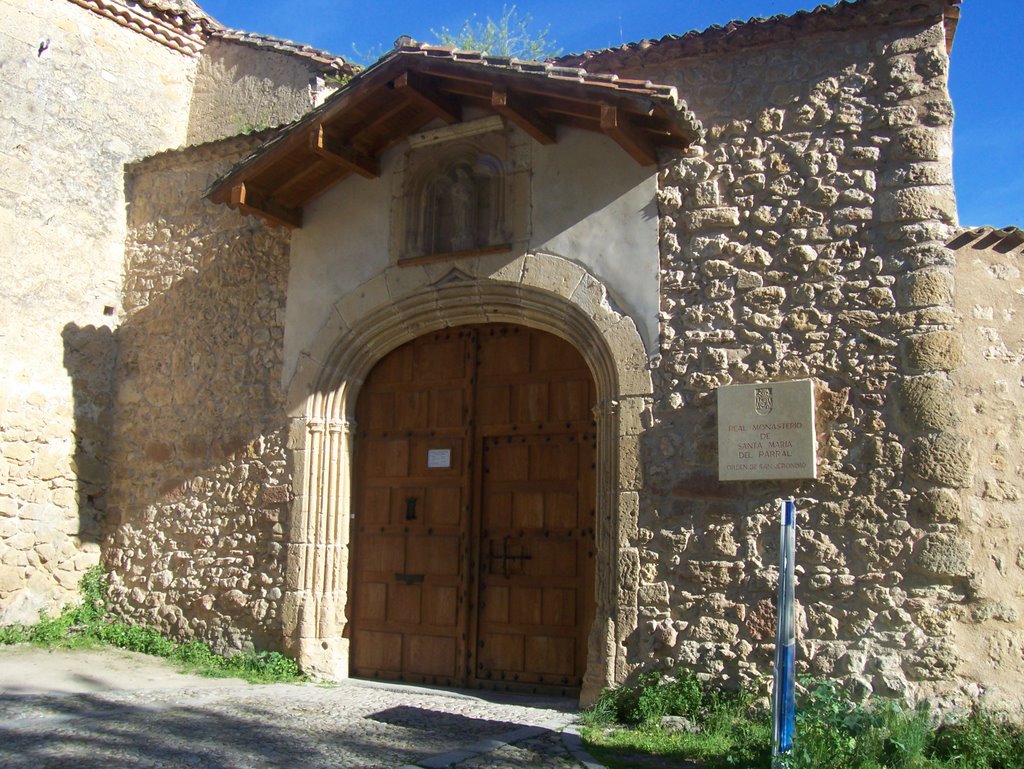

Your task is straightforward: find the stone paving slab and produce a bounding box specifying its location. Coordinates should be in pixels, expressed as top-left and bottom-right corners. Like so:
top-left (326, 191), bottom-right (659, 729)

top-left (0, 647), bottom-right (605, 769)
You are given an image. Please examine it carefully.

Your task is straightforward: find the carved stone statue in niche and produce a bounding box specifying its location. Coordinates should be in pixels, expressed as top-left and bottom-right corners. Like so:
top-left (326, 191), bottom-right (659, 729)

top-left (400, 137), bottom-right (510, 262)
top-left (424, 161), bottom-right (483, 254)
top-left (449, 165), bottom-right (476, 251)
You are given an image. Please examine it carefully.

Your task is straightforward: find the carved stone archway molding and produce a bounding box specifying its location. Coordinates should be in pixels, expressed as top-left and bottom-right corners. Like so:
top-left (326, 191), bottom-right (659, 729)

top-left (282, 252), bottom-right (651, 703)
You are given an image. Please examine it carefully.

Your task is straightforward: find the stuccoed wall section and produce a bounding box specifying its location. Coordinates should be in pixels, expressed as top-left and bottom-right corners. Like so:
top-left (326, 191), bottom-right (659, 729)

top-left (949, 229), bottom-right (1024, 711)
top-left (0, 0), bottom-right (195, 623)
top-left (187, 37), bottom-right (334, 145)
top-left (106, 136), bottom-right (292, 653)
top-left (608, 6), bottom-right (975, 704)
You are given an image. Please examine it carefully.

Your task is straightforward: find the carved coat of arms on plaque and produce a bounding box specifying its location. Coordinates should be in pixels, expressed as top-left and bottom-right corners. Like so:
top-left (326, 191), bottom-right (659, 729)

top-left (717, 379), bottom-right (817, 481)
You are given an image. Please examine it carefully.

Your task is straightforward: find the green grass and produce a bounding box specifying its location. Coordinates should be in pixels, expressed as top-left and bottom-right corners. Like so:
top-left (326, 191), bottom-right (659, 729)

top-left (0, 566), bottom-right (304, 685)
top-left (579, 673), bottom-right (1024, 769)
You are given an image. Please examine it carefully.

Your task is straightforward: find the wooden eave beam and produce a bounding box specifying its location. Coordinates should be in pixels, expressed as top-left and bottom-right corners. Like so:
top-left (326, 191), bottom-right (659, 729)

top-left (490, 87), bottom-right (556, 145)
top-left (600, 104), bottom-right (658, 166)
top-left (230, 182), bottom-right (302, 229)
top-left (344, 98), bottom-right (417, 147)
top-left (309, 124), bottom-right (380, 179)
top-left (412, 57), bottom-right (662, 115)
top-left (393, 70), bottom-right (461, 124)
top-left (274, 163), bottom-right (351, 209)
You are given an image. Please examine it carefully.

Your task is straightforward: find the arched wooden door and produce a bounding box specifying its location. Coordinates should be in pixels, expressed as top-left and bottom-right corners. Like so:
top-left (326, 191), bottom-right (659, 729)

top-left (350, 324), bottom-right (596, 694)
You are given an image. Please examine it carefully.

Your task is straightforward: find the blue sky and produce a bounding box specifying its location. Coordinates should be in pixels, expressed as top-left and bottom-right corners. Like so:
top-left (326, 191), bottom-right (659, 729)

top-left (199, 1), bottom-right (1022, 228)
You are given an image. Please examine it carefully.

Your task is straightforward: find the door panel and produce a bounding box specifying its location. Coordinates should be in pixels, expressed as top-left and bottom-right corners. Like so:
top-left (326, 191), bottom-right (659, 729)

top-left (474, 431), bottom-right (595, 689)
top-left (351, 324), bottom-right (595, 692)
top-left (351, 328), bottom-right (475, 687)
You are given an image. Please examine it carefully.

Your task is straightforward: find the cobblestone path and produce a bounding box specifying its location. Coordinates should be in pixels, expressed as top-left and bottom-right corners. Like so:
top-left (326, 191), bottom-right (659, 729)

top-left (0, 651), bottom-right (604, 769)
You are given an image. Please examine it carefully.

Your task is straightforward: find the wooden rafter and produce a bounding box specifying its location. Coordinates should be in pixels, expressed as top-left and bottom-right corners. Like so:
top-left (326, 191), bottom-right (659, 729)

top-left (230, 183), bottom-right (302, 229)
top-left (274, 163), bottom-right (349, 208)
top-left (393, 70), bottom-right (461, 124)
top-left (490, 87), bottom-right (556, 145)
top-left (599, 104), bottom-right (657, 166)
top-left (309, 123), bottom-right (380, 178)
top-left (207, 51), bottom-right (702, 221)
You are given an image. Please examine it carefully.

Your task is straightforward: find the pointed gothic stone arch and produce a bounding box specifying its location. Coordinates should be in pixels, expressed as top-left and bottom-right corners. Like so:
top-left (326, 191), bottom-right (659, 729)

top-left (282, 254), bottom-right (651, 703)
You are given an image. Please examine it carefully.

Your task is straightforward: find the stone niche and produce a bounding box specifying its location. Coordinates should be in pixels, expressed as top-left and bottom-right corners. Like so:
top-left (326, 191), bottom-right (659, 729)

top-left (394, 119), bottom-right (526, 264)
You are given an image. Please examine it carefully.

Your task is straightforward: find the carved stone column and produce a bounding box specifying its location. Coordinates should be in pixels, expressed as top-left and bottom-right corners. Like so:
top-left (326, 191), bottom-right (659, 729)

top-left (283, 415), bottom-right (354, 678)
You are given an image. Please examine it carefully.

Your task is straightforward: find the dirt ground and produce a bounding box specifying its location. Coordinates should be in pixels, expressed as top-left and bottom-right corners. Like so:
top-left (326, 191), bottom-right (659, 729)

top-left (0, 645), bottom-right (231, 695)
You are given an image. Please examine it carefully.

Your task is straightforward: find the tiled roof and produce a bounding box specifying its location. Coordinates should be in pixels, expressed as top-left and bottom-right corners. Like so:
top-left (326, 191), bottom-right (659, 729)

top-left (126, 130), bottom-right (279, 174)
top-left (206, 41), bottom-right (704, 228)
top-left (135, 0), bottom-right (214, 23)
top-left (557, 0), bottom-right (961, 70)
top-left (948, 227), bottom-right (1024, 254)
top-left (66, 0), bottom-right (212, 54)
top-left (65, 0), bottom-right (353, 72)
top-left (210, 29), bottom-right (352, 75)
top-left (386, 40), bottom-right (700, 135)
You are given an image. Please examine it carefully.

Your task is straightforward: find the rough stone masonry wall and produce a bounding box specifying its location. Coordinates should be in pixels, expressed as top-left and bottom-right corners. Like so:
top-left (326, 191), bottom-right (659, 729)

top-left (949, 230), bottom-right (1024, 709)
top-left (105, 136), bottom-right (293, 654)
top-left (616, 10), bottom-right (985, 707)
top-left (186, 37), bottom-right (333, 146)
top-left (0, 0), bottom-right (195, 624)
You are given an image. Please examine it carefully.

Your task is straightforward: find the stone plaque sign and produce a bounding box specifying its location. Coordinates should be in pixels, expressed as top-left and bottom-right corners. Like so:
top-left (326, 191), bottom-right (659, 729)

top-left (717, 380), bottom-right (817, 481)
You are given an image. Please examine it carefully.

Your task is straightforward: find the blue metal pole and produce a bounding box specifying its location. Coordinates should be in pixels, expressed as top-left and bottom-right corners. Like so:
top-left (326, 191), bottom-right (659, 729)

top-left (772, 498), bottom-right (797, 765)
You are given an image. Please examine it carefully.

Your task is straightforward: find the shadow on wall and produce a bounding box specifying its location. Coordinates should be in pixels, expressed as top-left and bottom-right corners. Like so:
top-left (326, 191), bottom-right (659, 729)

top-left (61, 323), bottom-right (116, 545)
top-left (66, 144), bottom-right (298, 656)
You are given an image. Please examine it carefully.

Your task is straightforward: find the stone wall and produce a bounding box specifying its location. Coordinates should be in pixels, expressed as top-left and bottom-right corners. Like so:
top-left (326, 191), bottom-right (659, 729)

top-left (187, 36), bottom-right (334, 145)
top-left (611, 5), bottom-right (979, 705)
top-left (0, 0), bottom-right (195, 623)
top-left (105, 136), bottom-right (293, 653)
top-left (949, 228), bottom-right (1024, 711)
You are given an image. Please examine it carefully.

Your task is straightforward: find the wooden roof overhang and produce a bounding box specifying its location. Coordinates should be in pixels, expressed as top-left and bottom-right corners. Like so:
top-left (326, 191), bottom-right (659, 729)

top-left (206, 43), bottom-right (705, 229)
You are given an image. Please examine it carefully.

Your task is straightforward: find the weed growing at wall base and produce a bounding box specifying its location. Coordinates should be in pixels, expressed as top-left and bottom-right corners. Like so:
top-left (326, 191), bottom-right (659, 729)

top-left (580, 672), bottom-right (1024, 769)
top-left (0, 566), bottom-right (304, 684)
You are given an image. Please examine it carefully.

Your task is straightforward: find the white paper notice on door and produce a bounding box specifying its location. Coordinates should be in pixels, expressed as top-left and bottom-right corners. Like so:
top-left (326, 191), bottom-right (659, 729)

top-left (427, 448), bottom-right (451, 468)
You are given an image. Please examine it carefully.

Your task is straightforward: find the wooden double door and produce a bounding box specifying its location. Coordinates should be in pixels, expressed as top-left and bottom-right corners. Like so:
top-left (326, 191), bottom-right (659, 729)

top-left (350, 324), bottom-right (596, 693)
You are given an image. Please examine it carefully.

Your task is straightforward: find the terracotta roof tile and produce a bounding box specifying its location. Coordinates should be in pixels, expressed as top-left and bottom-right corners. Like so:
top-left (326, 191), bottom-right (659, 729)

top-left (383, 40), bottom-right (702, 142)
top-left (557, 0), bottom-right (960, 69)
top-left (66, 0), bottom-right (210, 54)
top-left (948, 226), bottom-right (1024, 254)
top-left (206, 41), bottom-right (705, 224)
top-left (210, 29), bottom-right (352, 74)
top-left (66, 0), bottom-right (353, 71)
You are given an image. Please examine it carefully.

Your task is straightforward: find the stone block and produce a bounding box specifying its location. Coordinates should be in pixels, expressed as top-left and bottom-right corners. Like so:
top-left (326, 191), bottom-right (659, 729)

top-left (0, 565), bottom-right (24, 593)
top-left (902, 331), bottom-right (964, 372)
top-left (891, 127), bottom-right (945, 162)
top-left (735, 270), bottom-right (763, 290)
top-left (260, 483), bottom-right (292, 505)
top-left (520, 254), bottom-right (586, 299)
top-left (914, 533), bottom-right (972, 578)
top-left (638, 581), bottom-right (670, 607)
top-left (745, 286), bottom-right (786, 309)
top-left (570, 271), bottom-right (619, 332)
top-left (895, 375), bottom-right (958, 431)
top-left (907, 433), bottom-right (975, 488)
top-left (898, 268), bottom-right (954, 308)
top-left (787, 245), bottom-right (818, 264)
top-left (693, 181), bottom-right (721, 207)
top-left (880, 163), bottom-right (953, 189)
top-left (682, 207), bottom-right (740, 230)
top-left (0, 588), bottom-right (47, 626)
top-left (879, 186), bottom-right (956, 224)
top-left (618, 492), bottom-right (639, 546)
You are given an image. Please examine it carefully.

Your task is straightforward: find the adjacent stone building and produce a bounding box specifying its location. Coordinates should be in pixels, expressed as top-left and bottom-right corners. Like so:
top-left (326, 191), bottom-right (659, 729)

top-left (0, 0), bottom-right (349, 624)
top-left (3, 0), bottom-right (1022, 711)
